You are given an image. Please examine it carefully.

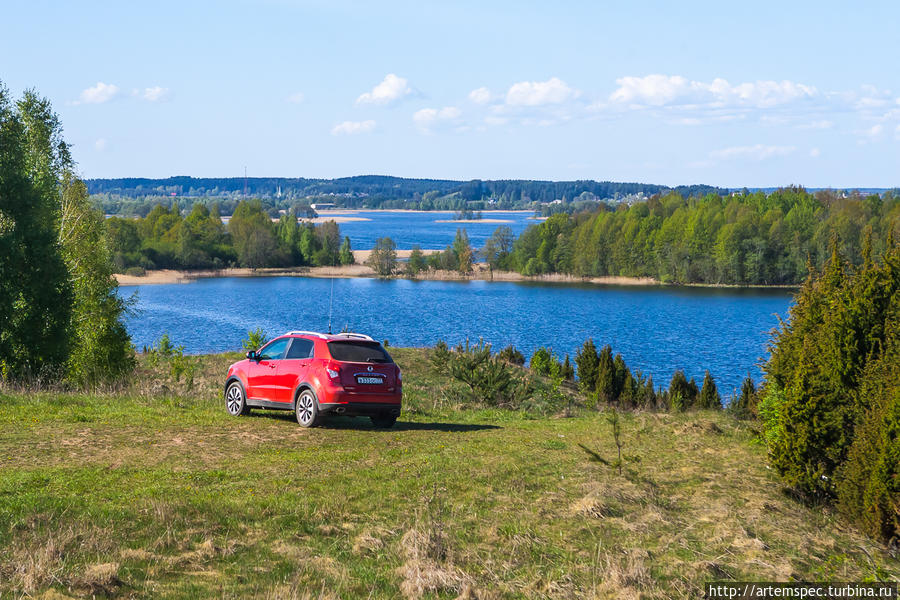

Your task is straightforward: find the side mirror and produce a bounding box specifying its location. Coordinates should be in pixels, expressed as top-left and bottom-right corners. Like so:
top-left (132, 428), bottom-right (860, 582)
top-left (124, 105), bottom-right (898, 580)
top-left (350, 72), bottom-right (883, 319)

top-left (246, 350), bottom-right (258, 361)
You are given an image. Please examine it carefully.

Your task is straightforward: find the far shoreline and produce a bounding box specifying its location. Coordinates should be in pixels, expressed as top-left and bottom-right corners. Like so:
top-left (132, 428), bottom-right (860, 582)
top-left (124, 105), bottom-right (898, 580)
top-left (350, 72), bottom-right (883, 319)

top-left (115, 261), bottom-right (799, 290)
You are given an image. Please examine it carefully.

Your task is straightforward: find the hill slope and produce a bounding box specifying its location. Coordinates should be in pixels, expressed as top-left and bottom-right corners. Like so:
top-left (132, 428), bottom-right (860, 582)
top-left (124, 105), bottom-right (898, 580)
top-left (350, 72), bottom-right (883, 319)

top-left (0, 349), bottom-right (896, 598)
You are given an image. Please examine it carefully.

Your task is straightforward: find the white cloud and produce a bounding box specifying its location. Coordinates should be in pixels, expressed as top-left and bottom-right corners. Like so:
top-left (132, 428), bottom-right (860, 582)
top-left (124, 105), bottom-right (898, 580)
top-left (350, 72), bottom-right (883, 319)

top-left (141, 86), bottom-right (170, 102)
top-left (287, 92), bottom-right (305, 104)
top-left (608, 74), bottom-right (817, 109)
top-left (413, 106), bottom-right (461, 133)
top-left (331, 120), bottom-right (376, 135)
top-left (860, 124), bottom-right (884, 140)
top-left (803, 120), bottom-right (834, 129)
top-left (94, 138), bottom-right (108, 151)
top-left (484, 116), bottom-right (508, 126)
top-left (710, 144), bottom-right (796, 161)
top-left (468, 87), bottom-right (492, 104)
top-left (77, 82), bottom-right (119, 104)
top-left (809, 147), bottom-right (821, 158)
top-left (506, 77), bottom-right (578, 106)
top-left (356, 74), bottom-right (412, 105)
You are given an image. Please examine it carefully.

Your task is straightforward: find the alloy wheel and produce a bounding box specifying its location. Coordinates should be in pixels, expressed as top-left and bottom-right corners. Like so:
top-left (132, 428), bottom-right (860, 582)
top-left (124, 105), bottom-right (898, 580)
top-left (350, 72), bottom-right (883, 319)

top-left (226, 383), bottom-right (244, 415)
top-left (296, 391), bottom-right (317, 427)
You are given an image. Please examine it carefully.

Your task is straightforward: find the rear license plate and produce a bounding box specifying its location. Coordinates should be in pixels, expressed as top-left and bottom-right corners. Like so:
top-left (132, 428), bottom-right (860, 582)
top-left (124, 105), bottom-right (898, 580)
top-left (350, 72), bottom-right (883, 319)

top-left (356, 376), bottom-right (383, 385)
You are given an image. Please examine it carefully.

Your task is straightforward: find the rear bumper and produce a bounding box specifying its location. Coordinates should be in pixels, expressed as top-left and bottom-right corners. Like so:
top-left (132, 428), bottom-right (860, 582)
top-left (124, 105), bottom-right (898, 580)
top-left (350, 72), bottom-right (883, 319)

top-left (318, 402), bottom-right (401, 417)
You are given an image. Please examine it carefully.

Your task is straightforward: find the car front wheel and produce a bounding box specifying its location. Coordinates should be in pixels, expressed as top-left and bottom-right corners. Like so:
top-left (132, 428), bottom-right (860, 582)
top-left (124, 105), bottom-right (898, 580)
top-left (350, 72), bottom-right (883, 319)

top-left (295, 389), bottom-right (320, 428)
top-left (225, 382), bottom-right (250, 416)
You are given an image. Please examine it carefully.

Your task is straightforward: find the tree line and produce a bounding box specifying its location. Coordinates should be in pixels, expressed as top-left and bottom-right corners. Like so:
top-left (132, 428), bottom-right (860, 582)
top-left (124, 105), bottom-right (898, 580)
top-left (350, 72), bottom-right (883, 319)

top-left (106, 200), bottom-right (354, 272)
top-left (496, 187), bottom-right (899, 285)
top-left (0, 83), bottom-right (132, 385)
top-left (88, 175), bottom-right (723, 211)
top-left (432, 336), bottom-right (760, 417)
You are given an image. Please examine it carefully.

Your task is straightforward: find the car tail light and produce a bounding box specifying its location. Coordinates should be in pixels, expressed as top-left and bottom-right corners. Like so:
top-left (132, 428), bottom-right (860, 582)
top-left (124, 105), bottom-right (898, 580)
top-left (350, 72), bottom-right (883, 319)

top-left (326, 362), bottom-right (340, 380)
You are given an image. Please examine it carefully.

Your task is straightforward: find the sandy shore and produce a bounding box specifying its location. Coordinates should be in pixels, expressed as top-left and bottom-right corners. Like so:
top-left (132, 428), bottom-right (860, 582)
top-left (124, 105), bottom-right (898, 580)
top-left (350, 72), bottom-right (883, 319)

top-left (315, 209), bottom-right (536, 215)
top-left (300, 216), bottom-right (372, 224)
top-left (433, 218), bottom-right (513, 224)
top-left (115, 262), bottom-right (663, 286)
top-left (115, 264), bottom-right (799, 288)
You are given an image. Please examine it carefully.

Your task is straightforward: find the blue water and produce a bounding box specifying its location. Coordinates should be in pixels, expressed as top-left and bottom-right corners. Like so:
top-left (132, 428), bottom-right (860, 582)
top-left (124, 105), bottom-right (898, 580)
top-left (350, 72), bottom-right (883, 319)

top-left (323, 211), bottom-right (535, 250)
top-left (120, 277), bottom-right (793, 395)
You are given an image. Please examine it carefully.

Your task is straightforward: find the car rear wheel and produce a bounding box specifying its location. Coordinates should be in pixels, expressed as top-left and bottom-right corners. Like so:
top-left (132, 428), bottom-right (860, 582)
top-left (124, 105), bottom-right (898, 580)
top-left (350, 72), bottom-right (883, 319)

top-left (295, 389), bottom-right (320, 428)
top-left (370, 414), bottom-right (397, 429)
top-left (226, 382), bottom-right (250, 416)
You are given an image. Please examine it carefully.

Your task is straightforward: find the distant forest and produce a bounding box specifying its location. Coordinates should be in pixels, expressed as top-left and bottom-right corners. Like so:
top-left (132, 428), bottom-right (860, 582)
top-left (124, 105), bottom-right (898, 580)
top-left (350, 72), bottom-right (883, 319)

top-left (499, 187), bottom-right (900, 285)
top-left (88, 176), bottom-right (725, 215)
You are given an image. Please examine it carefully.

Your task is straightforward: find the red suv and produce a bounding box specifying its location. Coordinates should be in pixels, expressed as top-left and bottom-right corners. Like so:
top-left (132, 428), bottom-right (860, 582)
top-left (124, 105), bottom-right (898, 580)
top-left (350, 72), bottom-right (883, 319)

top-left (224, 331), bottom-right (401, 428)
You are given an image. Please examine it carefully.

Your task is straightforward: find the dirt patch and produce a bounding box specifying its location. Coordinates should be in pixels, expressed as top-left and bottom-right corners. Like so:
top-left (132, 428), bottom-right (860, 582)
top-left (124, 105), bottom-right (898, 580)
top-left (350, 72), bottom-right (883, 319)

top-left (571, 494), bottom-right (612, 519)
top-left (76, 562), bottom-right (121, 596)
top-left (352, 529), bottom-right (389, 555)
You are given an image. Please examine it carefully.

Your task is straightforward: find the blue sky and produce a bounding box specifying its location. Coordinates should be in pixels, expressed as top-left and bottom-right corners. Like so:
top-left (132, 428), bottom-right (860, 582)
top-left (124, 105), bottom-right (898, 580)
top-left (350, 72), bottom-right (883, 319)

top-left (2, 0), bottom-right (898, 187)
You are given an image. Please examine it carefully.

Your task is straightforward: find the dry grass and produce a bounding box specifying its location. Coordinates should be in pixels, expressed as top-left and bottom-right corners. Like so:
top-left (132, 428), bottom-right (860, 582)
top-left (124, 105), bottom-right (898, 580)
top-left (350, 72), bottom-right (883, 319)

top-left (0, 350), bottom-right (897, 598)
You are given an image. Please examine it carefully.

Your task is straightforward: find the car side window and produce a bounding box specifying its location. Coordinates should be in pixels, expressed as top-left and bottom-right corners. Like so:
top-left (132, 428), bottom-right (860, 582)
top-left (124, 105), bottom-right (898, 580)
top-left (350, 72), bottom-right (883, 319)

top-left (258, 338), bottom-right (290, 361)
top-left (286, 338), bottom-right (314, 359)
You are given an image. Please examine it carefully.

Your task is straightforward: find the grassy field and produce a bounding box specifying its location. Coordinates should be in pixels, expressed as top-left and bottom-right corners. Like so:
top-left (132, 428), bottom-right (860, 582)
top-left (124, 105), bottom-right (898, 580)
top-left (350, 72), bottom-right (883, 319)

top-left (0, 348), bottom-right (897, 599)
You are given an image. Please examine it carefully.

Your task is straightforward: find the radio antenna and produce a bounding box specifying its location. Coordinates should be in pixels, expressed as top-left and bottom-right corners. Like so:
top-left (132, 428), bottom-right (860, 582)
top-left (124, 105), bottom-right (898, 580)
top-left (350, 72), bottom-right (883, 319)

top-left (327, 277), bottom-right (335, 334)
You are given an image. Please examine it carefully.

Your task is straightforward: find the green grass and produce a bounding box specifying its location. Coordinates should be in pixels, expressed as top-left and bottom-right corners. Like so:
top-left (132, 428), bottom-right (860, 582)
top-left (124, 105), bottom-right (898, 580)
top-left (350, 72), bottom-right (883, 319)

top-left (0, 348), bottom-right (896, 599)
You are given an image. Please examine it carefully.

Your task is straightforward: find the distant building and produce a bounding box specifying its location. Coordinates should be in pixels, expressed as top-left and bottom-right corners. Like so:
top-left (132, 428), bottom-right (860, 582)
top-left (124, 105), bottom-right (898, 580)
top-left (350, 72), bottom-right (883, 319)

top-left (310, 203), bottom-right (336, 210)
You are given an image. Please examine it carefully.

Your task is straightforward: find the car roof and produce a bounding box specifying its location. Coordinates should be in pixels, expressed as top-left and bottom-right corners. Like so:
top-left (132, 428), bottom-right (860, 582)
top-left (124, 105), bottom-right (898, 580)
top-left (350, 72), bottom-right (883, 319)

top-left (281, 331), bottom-right (377, 343)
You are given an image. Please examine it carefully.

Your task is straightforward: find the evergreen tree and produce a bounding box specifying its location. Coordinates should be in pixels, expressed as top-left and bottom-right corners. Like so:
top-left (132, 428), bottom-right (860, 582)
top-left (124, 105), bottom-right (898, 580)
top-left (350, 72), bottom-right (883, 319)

top-left (562, 354), bottom-right (574, 381)
top-left (729, 375), bottom-right (756, 420)
top-left (764, 233), bottom-right (900, 511)
top-left (595, 345), bottom-right (616, 403)
top-left (613, 353), bottom-right (629, 401)
top-left (575, 338), bottom-right (599, 394)
top-left (668, 370), bottom-right (698, 410)
top-left (698, 370), bottom-right (722, 409)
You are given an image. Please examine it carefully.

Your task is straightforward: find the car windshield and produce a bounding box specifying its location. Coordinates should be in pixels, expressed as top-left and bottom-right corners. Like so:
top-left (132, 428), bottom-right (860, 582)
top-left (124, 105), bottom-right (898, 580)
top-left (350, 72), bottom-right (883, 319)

top-left (328, 341), bottom-right (393, 363)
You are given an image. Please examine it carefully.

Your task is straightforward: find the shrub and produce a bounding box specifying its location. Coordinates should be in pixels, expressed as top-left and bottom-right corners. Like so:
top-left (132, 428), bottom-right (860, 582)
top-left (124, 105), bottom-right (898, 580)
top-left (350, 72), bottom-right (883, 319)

top-left (430, 340), bottom-right (452, 374)
top-left (241, 328), bottom-right (268, 351)
top-left (436, 340), bottom-right (530, 407)
top-left (124, 266), bottom-right (146, 277)
top-left (529, 346), bottom-right (561, 378)
top-left (145, 333), bottom-right (197, 391)
top-left (496, 345), bottom-right (525, 365)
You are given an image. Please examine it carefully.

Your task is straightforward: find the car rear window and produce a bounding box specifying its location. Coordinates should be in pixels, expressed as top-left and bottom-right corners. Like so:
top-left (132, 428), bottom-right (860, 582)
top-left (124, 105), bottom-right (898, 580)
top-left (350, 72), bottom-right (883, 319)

top-left (327, 341), bottom-right (393, 363)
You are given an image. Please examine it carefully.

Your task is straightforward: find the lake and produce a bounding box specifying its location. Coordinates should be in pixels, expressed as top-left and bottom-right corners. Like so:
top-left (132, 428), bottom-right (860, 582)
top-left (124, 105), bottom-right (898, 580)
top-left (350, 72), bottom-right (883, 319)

top-left (120, 277), bottom-right (793, 395)
top-left (316, 210), bottom-right (536, 250)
